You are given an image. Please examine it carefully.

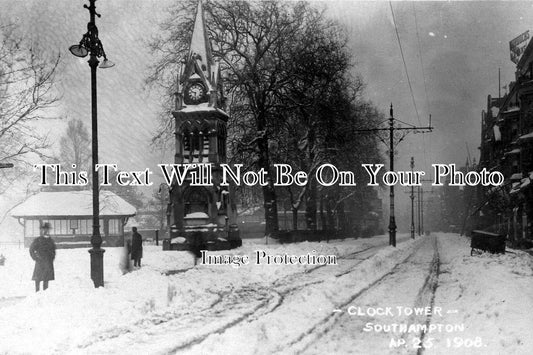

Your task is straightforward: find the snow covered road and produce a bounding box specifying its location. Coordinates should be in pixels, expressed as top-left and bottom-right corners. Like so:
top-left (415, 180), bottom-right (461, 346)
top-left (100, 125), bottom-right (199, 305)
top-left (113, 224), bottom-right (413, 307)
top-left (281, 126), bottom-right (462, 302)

top-left (0, 233), bottom-right (531, 355)
top-left (76, 237), bottom-right (416, 354)
top-left (302, 235), bottom-right (440, 354)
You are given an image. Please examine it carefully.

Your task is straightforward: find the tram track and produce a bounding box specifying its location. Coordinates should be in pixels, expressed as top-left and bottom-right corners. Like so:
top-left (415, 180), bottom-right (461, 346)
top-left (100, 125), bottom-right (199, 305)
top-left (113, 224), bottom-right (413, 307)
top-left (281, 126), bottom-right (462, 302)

top-left (163, 242), bottom-right (393, 353)
top-left (175, 238), bottom-right (418, 354)
top-left (78, 238), bottom-right (410, 354)
top-left (285, 236), bottom-right (439, 355)
top-left (415, 237), bottom-right (441, 355)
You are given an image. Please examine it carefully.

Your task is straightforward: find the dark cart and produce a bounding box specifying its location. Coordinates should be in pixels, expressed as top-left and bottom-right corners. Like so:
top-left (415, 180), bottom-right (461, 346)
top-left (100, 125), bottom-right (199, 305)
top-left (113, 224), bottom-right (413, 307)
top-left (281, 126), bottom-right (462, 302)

top-left (470, 230), bottom-right (506, 255)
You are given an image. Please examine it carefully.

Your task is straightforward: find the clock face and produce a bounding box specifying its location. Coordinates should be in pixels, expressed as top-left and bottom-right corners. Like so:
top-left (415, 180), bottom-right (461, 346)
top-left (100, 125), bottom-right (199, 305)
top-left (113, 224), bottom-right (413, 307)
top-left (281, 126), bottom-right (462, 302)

top-left (186, 82), bottom-right (206, 104)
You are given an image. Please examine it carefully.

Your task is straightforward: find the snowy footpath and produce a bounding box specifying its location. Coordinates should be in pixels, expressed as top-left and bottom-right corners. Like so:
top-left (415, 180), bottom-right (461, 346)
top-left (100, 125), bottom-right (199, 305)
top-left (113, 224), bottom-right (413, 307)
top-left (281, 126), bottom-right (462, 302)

top-left (0, 233), bottom-right (531, 355)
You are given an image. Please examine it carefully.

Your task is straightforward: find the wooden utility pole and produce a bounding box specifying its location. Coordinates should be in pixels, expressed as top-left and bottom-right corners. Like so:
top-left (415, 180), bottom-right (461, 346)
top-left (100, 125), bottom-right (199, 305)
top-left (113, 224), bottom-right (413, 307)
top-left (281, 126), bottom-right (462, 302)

top-left (353, 105), bottom-right (433, 246)
top-left (410, 157), bottom-right (415, 239)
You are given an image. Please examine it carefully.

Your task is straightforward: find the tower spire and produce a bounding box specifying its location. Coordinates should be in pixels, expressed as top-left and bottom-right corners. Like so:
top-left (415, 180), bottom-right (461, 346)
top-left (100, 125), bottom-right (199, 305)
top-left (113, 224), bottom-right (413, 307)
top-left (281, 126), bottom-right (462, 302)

top-left (189, 0), bottom-right (212, 74)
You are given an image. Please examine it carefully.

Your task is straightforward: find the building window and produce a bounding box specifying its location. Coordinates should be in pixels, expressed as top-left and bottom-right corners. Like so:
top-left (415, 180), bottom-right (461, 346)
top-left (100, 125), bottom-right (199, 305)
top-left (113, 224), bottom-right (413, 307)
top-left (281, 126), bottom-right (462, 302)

top-left (58, 219), bottom-right (68, 235)
top-left (79, 219), bottom-right (88, 234)
top-left (183, 134), bottom-right (191, 163)
top-left (108, 219), bottom-right (120, 235)
top-left (191, 133), bottom-right (200, 162)
top-left (202, 134), bottom-right (210, 161)
top-left (26, 220), bottom-right (40, 237)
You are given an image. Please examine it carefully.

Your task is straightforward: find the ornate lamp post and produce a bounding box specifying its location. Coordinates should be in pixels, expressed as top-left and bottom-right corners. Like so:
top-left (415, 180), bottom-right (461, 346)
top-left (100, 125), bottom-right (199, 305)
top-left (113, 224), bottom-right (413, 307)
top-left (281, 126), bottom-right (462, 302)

top-left (69, 0), bottom-right (114, 288)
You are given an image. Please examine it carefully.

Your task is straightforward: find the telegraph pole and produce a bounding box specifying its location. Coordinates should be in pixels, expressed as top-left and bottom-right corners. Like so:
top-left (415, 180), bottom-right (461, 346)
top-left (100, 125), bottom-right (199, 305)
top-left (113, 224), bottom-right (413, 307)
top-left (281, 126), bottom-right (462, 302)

top-left (415, 180), bottom-right (438, 236)
top-left (353, 104), bottom-right (433, 247)
top-left (421, 187), bottom-right (424, 235)
top-left (417, 185), bottom-right (422, 235)
top-left (388, 107), bottom-right (397, 246)
top-left (410, 157), bottom-right (415, 239)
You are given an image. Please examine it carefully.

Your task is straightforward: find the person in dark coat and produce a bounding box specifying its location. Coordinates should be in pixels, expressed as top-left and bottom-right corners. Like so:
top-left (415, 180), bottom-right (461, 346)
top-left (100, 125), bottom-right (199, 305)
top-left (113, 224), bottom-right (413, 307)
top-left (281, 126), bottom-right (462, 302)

top-left (131, 227), bottom-right (143, 267)
top-left (29, 222), bottom-right (56, 292)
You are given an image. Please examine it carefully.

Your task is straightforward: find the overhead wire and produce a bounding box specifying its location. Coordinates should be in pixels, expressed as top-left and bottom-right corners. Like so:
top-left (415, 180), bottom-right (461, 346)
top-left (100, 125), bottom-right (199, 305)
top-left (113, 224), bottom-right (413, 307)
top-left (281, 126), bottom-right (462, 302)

top-left (389, 1), bottom-right (436, 225)
top-left (412, 2), bottom-right (430, 117)
top-left (389, 1), bottom-right (422, 126)
top-left (412, 2), bottom-right (431, 171)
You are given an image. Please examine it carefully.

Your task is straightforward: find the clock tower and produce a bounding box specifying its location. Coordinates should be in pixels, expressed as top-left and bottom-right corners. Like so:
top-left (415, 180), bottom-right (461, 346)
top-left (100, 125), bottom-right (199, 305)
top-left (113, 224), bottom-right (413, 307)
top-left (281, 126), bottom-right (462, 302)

top-left (167, 0), bottom-right (241, 250)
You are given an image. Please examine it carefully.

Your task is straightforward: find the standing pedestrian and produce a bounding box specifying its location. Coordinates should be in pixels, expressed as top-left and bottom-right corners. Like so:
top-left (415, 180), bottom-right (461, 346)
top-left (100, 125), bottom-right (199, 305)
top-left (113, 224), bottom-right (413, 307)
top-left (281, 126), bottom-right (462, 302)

top-left (29, 222), bottom-right (56, 292)
top-left (131, 227), bottom-right (143, 268)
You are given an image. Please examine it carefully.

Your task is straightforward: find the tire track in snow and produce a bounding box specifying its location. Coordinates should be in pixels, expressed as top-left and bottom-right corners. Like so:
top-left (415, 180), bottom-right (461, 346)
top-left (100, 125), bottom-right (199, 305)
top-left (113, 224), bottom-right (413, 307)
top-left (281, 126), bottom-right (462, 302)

top-left (163, 244), bottom-right (390, 353)
top-left (272, 243), bottom-right (392, 293)
top-left (414, 236), bottom-right (441, 355)
top-left (161, 239), bottom-right (397, 277)
top-left (166, 288), bottom-right (284, 353)
top-left (78, 240), bottom-right (403, 353)
top-left (167, 239), bottom-right (412, 353)
top-left (285, 236), bottom-right (436, 355)
top-left (77, 286), bottom-right (282, 354)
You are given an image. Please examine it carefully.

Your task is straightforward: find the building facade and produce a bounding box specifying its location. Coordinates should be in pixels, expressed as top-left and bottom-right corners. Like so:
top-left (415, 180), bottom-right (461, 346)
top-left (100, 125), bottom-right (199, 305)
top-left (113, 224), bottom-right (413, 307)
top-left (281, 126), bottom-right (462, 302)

top-left (11, 191), bottom-right (136, 248)
top-left (166, 1), bottom-right (241, 250)
top-left (477, 37), bottom-right (533, 244)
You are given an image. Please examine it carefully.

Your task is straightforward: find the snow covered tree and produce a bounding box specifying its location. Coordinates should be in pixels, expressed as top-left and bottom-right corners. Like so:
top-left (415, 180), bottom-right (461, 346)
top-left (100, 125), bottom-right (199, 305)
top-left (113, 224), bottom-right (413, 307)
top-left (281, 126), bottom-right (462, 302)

top-left (144, 185), bottom-right (170, 235)
top-left (0, 22), bottom-right (59, 193)
top-left (271, 13), bottom-right (383, 231)
top-left (148, 0), bottom-right (321, 234)
top-left (100, 169), bottom-right (146, 212)
top-left (148, 0), bottom-right (382, 234)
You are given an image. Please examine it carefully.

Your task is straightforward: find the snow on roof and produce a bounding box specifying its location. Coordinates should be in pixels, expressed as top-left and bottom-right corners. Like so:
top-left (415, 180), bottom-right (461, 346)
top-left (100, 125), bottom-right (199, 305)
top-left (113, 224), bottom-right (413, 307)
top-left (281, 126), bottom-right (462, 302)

top-left (504, 148), bottom-right (521, 155)
top-left (180, 102), bottom-right (227, 115)
top-left (184, 212), bottom-right (209, 219)
top-left (520, 177), bottom-right (530, 189)
top-left (493, 125), bottom-right (501, 141)
top-left (502, 106), bottom-right (520, 114)
top-left (11, 191), bottom-right (136, 218)
top-left (518, 131), bottom-right (533, 142)
top-left (189, 73), bottom-right (201, 80)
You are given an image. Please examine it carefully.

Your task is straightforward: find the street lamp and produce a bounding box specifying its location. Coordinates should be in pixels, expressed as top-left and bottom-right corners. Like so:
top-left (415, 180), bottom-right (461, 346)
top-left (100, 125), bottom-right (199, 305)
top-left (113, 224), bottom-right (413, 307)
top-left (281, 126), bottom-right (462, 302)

top-left (69, 0), bottom-right (114, 288)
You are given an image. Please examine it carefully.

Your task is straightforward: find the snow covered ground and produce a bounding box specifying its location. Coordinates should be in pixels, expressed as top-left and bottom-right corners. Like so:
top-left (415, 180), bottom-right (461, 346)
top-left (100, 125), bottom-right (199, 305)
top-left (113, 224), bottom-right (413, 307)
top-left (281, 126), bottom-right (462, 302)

top-left (0, 233), bottom-right (531, 355)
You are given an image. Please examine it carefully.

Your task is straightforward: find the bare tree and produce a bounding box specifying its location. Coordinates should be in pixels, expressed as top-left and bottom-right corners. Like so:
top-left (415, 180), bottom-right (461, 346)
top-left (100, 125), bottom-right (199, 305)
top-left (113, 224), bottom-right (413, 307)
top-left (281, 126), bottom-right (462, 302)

top-left (58, 118), bottom-right (91, 176)
top-left (0, 22), bottom-right (60, 192)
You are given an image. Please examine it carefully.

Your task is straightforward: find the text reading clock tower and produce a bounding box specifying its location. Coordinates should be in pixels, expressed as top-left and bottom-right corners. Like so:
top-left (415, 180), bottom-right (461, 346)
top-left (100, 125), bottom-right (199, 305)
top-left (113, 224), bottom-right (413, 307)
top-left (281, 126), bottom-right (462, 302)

top-left (167, 0), bottom-right (241, 250)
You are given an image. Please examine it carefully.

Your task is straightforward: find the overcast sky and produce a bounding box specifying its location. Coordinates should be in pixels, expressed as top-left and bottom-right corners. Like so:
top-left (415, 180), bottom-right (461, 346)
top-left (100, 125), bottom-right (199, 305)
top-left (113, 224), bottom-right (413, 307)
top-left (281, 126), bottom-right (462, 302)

top-left (3, 0), bottom-right (530, 171)
top-left (326, 1), bottom-right (533, 173)
top-left (2, 0), bottom-right (532, 228)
